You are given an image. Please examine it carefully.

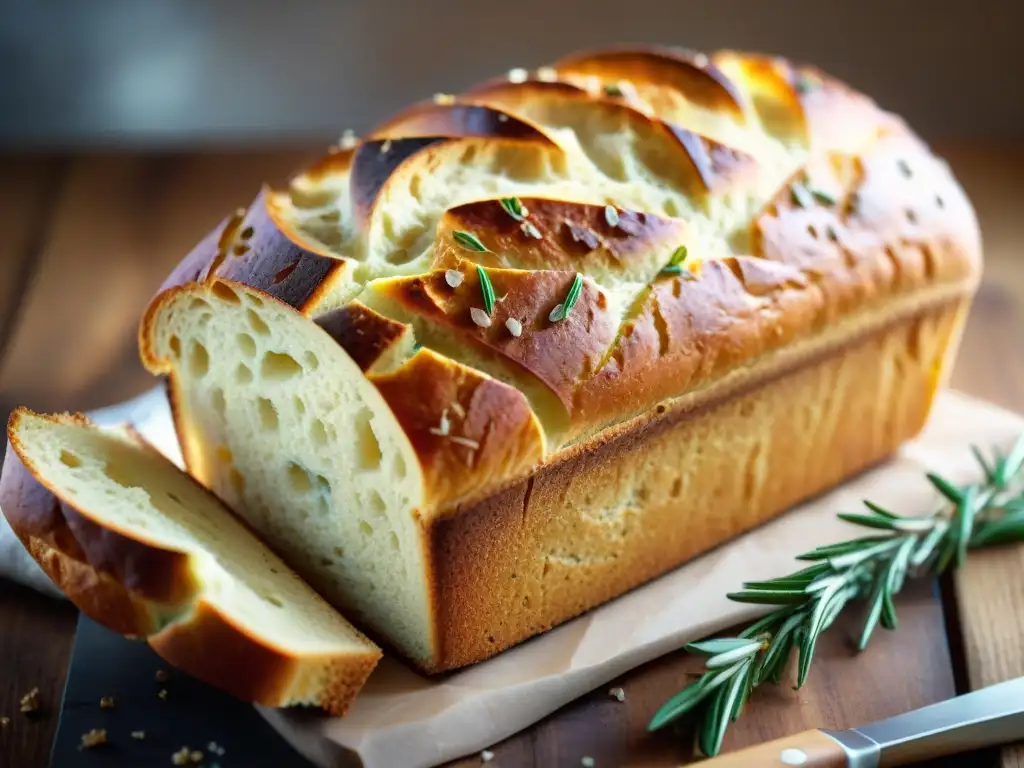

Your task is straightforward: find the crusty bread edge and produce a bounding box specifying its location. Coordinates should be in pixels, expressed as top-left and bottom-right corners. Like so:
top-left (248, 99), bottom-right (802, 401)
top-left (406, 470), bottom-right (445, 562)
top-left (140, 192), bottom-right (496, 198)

top-left (418, 292), bottom-right (972, 671)
top-left (0, 408), bottom-right (381, 716)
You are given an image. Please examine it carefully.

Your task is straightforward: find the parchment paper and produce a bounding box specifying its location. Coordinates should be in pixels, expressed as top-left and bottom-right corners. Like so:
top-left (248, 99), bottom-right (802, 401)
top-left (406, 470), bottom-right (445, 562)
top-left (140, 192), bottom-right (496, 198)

top-left (257, 390), bottom-right (1024, 768)
top-left (2, 389), bottom-right (1020, 767)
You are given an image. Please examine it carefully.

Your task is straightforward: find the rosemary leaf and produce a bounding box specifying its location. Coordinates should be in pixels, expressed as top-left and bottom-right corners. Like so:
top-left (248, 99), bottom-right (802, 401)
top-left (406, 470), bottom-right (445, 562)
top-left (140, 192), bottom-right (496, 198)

top-left (837, 512), bottom-right (898, 531)
top-left (955, 485), bottom-right (978, 568)
top-left (477, 266), bottom-right (495, 314)
top-left (550, 273), bottom-right (584, 322)
top-left (500, 197), bottom-right (526, 221)
top-left (704, 643), bottom-right (762, 669)
top-left (927, 472), bottom-right (964, 504)
top-left (997, 434), bottom-right (1024, 486)
top-left (454, 230), bottom-right (488, 252)
top-left (687, 638), bottom-right (759, 657)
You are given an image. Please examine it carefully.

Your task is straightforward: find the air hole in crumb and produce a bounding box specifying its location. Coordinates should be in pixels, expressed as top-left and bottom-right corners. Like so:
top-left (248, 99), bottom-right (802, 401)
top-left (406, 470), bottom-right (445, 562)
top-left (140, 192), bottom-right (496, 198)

top-left (389, 532), bottom-right (400, 551)
top-left (247, 293), bottom-right (264, 308)
top-left (303, 352), bottom-right (319, 370)
top-left (236, 333), bottom-right (257, 358)
top-left (315, 474), bottom-right (330, 494)
top-left (807, 223), bottom-right (818, 239)
top-left (310, 419), bottom-right (329, 445)
top-left (235, 364), bottom-right (253, 384)
top-left (188, 298), bottom-right (211, 312)
top-left (263, 594), bottom-right (284, 608)
top-left (211, 281), bottom-right (242, 304)
top-left (320, 557), bottom-right (333, 567)
top-left (670, 478), bottom-right (683, 498)
top-left (211, 389), bottom-right (226, 417)
top-left (168, 336), bottom-right (181, 358)
top-left (409, 173), bottom-right (423, 201)
top-left (333, 546), bottom-right (345, 557)
top-left (368, 491), bottom-right (387, 517)
top-left (240, 226), bottom-right (255, 240)
top-left (393, 453), bottom-right (407, 479)
top-left (359, 521), bottom-right (374, 537)
top-left (287, 462), bottom-right (313, 492)
top-left (229, 467), bottom-right (246, 494)
top-left (293, 396), bottom-right (306, 416)
top-left (260, 351), bottom-right (303, 381)
top-left (905, 209), bottom-right (918, 225)
top-left (258, 398), bottom-right (279, 431)
top-left (273, 261), bottom-right (298, 285)
top-left (935, 195), bottom-right (945, 209)
top-left (59, 450), bottom-right (82, 468)
top-left (355, 411), bottom-right (382, 470)
top-left (188, 342), bottom-right (210, 378)
top-left (247, 309), bottom-right (271, 336)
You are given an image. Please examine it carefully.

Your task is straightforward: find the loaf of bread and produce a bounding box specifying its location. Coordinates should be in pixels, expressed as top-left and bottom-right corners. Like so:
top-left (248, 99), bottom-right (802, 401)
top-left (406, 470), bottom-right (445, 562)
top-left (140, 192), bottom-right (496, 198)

top-left (0, 408), bottom-right (381, 714)
top-left (9, 45), bottom-right (982, 682)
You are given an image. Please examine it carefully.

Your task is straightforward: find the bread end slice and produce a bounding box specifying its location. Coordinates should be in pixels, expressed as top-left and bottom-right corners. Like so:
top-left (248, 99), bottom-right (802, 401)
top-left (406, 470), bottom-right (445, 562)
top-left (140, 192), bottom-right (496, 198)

top-left (0, 407), bottom-right (381, 716)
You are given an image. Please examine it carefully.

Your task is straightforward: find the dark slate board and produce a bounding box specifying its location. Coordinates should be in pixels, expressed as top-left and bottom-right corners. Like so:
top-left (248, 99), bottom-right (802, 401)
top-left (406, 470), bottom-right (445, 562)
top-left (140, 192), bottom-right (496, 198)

top-left (50, 614), bottom-right (314, 768)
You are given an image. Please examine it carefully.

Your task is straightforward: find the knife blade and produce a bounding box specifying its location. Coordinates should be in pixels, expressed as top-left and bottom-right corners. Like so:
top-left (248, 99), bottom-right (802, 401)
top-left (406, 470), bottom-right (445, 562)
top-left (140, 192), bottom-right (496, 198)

top-left (695, 675), bottom-right (1024, 767)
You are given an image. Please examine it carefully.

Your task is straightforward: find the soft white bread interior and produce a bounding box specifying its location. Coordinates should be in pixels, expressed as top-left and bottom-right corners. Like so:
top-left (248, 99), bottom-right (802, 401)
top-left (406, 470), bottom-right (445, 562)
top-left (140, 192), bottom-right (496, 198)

top-left (0, 408), bottom-right (382, 715)
top-left (140, 280), bottom-right (440, 664)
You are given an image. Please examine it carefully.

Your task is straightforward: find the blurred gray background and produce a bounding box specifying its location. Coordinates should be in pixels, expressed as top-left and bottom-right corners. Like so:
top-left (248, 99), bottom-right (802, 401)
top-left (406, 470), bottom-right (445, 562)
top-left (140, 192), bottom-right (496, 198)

top-left (1, 0), bottom-right (1022, 149)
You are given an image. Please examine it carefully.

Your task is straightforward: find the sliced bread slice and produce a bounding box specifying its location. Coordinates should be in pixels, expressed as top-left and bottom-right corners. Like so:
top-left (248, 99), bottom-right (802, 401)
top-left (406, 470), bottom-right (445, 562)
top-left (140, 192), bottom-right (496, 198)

top-left (0, 407), bottom-right (381, 716)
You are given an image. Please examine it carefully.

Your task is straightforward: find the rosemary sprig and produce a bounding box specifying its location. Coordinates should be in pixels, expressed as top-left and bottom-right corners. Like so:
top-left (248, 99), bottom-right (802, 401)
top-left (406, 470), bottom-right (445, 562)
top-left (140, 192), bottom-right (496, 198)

top-left (454, 230), bottom-right (488, 252)
top-left (648, 433), bottom-right (1024, 757)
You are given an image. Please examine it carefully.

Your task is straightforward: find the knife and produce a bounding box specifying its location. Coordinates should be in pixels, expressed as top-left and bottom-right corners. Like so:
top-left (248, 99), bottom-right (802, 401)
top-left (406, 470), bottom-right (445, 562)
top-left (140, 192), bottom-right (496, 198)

top-left (697, 675), bottom-right (1024, 766)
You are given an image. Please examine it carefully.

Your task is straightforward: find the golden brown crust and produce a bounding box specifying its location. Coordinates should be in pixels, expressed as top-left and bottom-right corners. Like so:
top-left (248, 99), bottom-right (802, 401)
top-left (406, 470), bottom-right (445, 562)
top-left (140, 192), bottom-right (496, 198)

top-left (370, 348), bottom-right (545, 509)
top-left (147, 601), bottom-right (378, 717)
top-left (433, 197), bottom-right (688, 282)
top-left (314, 301), bottom-right (413, 373)
top-left (421, 298), bottom-right (969, 671)
top-left (369, 101), bottom-right (556, 144)
top-left (370, 267), bottom-right (618, 417)
top-left (552, 44), bottom-right (746, 117)
top-left (2, 411), bottom-right (199, 615)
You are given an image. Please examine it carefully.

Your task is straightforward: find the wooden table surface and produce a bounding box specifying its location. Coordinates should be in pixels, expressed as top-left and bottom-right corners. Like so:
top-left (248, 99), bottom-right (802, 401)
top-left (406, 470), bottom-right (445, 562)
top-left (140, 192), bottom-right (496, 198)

top-left (0, 144), bottom-right (1022, 768)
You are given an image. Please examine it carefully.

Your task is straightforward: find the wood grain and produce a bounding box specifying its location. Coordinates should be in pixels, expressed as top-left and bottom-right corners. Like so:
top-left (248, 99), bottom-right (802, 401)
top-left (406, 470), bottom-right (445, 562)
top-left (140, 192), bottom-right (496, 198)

top-left (447, 578), bottom-right (956, 766)
top-left (0, 150), bottom-right (317, 424)
top-left (0, 156), bottom-right (66, 360)
top-left (944, 144), bottom-right (1024, 768)
top-left (0, 581), bottom-right (77, 768)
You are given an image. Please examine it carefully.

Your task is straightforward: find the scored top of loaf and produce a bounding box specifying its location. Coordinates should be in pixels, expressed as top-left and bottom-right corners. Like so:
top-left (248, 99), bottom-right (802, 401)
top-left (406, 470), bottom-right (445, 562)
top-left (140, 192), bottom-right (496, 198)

top-left (151, 44), bottom-right (982, 509)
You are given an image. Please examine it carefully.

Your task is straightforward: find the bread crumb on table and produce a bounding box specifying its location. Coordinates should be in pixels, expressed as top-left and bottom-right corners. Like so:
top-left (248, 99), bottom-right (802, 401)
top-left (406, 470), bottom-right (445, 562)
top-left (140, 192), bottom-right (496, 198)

top-left (158, 689), bottom-right (168, 700)
top-left (581, 758), bottom-right (596, 767)
top-left (480, 749), bottom-right (495, 762)
top-left (171, 746), bottom-right (204, 765)
top-left (131, 731), bottom-right (146, 740)
top-left (80, 729), bottom-right (108, 748)
top-left (207, 741), bottom-right (226, 756)
top-left (99, 696), bottom-right (115, 709)
top-left (20, 687), bottom-right (40, 714)
top-left (155, 669), bottom-right (169, 682)
top-left (608, 686), bottom-right (626, 702)
top-left (0, 716), bottom-right (9, 727)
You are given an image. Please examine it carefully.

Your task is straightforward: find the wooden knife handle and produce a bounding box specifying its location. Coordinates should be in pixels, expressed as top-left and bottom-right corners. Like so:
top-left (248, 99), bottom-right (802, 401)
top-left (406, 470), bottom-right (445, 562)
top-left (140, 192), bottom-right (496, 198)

top-left (699, 729), bottom-right (850, 766)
